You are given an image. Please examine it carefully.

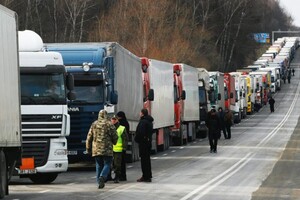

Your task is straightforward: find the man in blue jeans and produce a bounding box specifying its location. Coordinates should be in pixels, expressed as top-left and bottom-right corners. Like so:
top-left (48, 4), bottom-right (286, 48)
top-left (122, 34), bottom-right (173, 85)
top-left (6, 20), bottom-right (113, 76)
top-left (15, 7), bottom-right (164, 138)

top-left (86, 110), bottom-right (118, 189)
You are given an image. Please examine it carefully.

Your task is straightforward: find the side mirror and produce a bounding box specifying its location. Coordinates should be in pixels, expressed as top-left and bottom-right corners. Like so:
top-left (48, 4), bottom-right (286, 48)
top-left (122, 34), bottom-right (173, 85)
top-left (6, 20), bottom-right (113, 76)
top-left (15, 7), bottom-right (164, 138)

top-left (181, 90), bottom-right (186, 100)
top-left (218, 93), bottom-right (221, 100)
top-left (67, 91), bottom-right (76, 100)
top-left (230, 93), bottom-right (233, 98)
top-left (66, 74), bottom-right (74, 91)
top-left (110, 90), bottom-right (118, 105)
top-left (148, 89), bottom-right (154, 101)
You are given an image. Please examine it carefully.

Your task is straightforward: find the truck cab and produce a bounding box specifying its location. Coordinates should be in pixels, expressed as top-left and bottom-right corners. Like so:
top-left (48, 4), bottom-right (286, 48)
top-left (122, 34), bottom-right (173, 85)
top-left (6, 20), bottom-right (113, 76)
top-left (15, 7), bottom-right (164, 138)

top-left (18, 30), bottom-right (75, 184)
top-left (46, 43), bottom-right (117, 162)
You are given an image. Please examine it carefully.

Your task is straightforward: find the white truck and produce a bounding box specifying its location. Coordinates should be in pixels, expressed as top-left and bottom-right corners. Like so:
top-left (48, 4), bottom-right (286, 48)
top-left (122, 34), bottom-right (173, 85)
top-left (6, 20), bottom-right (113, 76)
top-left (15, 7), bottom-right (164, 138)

top-left (229, 72), bottom-right (243, 123)
top-left (0, 5), bottom-right (22, 199)
top-left (142, 58), bottom-right (174, 152)
top-left (171, 64), bottom-right (200, 145)
top-left (197, 68), bottom-right (210, 138)
top-left (18, 30), bottom-right (75, 183)
top-left (208, 72), bottom-right (225, 111)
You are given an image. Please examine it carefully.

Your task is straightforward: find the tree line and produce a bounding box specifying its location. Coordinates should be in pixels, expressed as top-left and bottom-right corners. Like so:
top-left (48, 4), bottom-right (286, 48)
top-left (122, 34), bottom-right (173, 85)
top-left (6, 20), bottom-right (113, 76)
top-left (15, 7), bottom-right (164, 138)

top-left (0, 0), bottom-right (295, 71)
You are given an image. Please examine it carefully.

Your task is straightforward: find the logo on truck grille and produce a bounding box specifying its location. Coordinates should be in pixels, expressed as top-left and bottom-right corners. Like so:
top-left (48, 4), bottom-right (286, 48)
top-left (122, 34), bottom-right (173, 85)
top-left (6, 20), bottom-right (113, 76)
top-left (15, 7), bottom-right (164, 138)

top-left (68, 107), bottom-right (80, 112)
top-left (51, 115), bottom-right (62, 120)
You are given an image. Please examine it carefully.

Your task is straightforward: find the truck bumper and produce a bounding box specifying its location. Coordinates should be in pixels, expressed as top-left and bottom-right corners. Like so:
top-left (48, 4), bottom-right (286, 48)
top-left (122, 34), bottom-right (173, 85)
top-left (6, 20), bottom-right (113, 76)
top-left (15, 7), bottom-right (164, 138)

top-left (36, 137), bottom-right (68, 173)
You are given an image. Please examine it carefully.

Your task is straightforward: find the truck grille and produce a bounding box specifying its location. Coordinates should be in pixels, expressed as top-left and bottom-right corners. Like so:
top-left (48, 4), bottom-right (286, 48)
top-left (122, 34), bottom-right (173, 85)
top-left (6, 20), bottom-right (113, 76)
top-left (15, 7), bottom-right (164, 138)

top-left (67, 111), bottom-right (98, 150)
top-left (22, 137), bottom-right (50, 167)
top-left (21, 114), bottom-right (63, 136)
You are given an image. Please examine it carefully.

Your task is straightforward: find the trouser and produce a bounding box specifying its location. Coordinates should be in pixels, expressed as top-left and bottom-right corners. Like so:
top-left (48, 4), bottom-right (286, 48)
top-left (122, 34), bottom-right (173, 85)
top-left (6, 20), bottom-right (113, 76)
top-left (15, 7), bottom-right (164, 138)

top-left (113, 152), bottom-right (122, 179)
top-left (139, 145), bottom-right (152, 179)
top-left (221, 126), bottom-right (227, 139)
top-left (209, 137), bottom-right (218, 151)
top-left (225, 124), bottom-right (231, 139)
top-left (95, 156), bottom-right (113, 184)
top-left (270, 105), bottom-right (274, 112)
top-left (120, 151), bottom-right (127, 179)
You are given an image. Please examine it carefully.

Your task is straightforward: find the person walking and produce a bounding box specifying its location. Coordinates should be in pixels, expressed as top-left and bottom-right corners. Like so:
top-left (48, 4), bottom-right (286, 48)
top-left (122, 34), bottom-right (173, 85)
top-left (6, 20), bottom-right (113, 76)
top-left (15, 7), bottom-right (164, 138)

top-left (86, 109), bottom-right (118, 189)
top-left (292, 68), bottom-right (295, 76)
top-left (111, 115), bottom-right (128, 183)
top-left (116, 111), bottom-right (130, 181)
top-left (134, 108), bottom-right (154, 182)
top-left (287, 69), bottom-right (292, 84)
top-left (217, 107), bottom-right (227, 139)
top-left (269, 97), bottom-right (275, 113)
top-left (206, 109), bottom-right (221, 153)
top-left (224, 109), bottom-right (233, 139)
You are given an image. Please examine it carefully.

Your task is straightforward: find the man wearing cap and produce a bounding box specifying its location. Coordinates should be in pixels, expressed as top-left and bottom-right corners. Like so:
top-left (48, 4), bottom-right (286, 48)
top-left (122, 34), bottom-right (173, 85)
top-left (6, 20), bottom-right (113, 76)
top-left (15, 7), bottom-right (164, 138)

top-left (111, 115), bottom-right (128, 183)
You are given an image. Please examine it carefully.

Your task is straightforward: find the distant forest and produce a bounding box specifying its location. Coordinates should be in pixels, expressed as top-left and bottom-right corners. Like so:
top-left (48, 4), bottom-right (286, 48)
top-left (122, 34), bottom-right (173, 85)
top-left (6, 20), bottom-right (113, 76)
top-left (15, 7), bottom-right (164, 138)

top-left (0, 0), bottom-right (297, 71)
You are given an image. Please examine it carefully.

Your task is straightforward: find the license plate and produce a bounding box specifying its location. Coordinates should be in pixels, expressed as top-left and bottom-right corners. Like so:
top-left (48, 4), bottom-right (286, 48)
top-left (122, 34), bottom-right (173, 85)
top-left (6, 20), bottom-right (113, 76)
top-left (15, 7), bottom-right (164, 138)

top-left (18, 169), bottom-right (37, 174)
top-left (68, 151), bottom-right (78, 155)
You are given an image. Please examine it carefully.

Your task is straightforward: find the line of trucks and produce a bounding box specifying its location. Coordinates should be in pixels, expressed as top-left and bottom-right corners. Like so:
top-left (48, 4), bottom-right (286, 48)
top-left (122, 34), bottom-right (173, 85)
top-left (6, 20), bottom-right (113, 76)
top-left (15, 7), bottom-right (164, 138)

top-left (1, 5), bottom-right (298, 199)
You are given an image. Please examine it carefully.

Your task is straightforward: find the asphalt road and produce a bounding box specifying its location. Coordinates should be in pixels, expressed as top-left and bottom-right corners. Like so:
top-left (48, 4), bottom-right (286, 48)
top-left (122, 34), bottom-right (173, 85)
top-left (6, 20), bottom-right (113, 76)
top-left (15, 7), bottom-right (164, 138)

top-left (7, 52), bottom-right (300, 200)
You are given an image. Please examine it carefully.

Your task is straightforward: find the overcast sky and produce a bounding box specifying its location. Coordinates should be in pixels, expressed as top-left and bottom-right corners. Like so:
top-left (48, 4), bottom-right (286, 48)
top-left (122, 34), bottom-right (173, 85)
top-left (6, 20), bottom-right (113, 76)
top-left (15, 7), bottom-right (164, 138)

top-left (279, 0), bottom-right (300, 27)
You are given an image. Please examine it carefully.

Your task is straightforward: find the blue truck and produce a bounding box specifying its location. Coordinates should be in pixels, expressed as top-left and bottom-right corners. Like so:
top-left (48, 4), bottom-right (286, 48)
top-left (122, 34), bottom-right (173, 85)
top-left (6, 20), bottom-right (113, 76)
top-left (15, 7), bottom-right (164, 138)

top-left (45, 43), bottom-right (143, 163)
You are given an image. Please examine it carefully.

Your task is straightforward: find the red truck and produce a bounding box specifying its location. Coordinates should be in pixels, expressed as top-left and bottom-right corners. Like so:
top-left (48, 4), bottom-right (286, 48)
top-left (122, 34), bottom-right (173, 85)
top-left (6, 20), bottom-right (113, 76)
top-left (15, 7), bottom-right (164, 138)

top-left (141, 57), bottom-right (174, 152)
top-left (224, 73), bottom-right (235, 112)
top-left (171, 64), bottom-right (199, 145)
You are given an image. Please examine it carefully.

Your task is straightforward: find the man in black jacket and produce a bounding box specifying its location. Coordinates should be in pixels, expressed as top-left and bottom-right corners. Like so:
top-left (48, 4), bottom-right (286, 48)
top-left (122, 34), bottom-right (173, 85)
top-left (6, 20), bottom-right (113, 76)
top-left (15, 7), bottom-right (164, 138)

top-left (134, 108), bottom-right (153, 182)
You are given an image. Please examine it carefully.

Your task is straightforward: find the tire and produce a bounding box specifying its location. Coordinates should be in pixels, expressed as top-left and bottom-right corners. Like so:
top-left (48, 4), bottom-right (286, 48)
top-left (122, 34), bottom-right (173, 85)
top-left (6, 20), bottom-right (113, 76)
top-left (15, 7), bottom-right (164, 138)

top-left (0, 151), bottom-right (7, 199)
top-left (29, 173), bottom-right (58, 184)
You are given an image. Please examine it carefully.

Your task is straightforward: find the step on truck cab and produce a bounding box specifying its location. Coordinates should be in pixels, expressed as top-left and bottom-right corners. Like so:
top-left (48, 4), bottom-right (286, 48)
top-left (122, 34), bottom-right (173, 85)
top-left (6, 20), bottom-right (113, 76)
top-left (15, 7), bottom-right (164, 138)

top-left (0, 5), bottom-right (22, 199)
top-left (46, 42), bottom-right (142, 163)
top-left (18, 30), bottom-right (75, 184)
top-left (171, 64), bottom-right (200, 145)
top-left (141, 58), bottom-right (174, 152)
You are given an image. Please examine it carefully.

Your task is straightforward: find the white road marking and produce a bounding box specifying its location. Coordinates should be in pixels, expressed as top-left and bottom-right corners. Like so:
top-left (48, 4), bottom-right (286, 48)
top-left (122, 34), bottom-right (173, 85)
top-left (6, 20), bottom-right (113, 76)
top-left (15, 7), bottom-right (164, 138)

top-left (38, 189), bottom-right (51, 194)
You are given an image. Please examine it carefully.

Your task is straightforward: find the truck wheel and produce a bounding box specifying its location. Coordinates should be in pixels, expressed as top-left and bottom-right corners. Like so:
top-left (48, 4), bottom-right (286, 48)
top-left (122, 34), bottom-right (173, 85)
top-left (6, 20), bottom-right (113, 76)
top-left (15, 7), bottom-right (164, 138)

top-left (0, 151), bottom-right (7, 199)
top-left (29, 173), bottom-right (58, 184)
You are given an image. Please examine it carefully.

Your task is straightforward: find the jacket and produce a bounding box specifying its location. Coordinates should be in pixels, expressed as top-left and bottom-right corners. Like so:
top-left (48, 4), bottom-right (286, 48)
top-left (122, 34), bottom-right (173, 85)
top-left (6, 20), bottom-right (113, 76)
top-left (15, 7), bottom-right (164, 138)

top-left (134, 115), bottom-right (154, 146)
top-left (206, 112), bottom-right (221, 139)
top-left (86, 110), bottom-right (118, 157)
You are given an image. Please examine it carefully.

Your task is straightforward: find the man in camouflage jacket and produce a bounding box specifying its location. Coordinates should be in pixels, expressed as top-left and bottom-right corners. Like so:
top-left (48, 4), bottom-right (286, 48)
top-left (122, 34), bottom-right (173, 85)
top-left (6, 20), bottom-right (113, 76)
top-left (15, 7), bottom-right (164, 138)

top-left (86, 109), bottom-right (118, 189)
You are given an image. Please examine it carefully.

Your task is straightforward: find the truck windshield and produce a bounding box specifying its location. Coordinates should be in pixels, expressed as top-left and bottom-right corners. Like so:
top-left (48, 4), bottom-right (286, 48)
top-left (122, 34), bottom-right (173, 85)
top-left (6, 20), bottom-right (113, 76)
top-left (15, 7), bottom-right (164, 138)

top-left (72, 80), bottom-right (104, 104)
top-left (21, 73), bottom-right (66, 105)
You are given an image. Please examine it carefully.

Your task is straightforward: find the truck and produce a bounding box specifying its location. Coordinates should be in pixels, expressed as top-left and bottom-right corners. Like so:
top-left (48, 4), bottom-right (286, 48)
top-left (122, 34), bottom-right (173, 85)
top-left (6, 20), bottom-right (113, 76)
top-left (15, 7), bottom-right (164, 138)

top-left (171, 64), bottom-right (199, 145)
top-left (18, 30), bottom-right (75, 183)
top-left (208, 72), bottom-right (225, 110)
top-left (197, 68), bottom-right (210, 138)
top-left (46, 43), bottom-right (142, 163)
top-left (0, 5), bottom-right (22, 199)
top-left (141, 58), bottom-right (174, 152)
top-left (229, 72), bottom-right (243, 123)
top-left (224, 73), bottom-right (236, 113)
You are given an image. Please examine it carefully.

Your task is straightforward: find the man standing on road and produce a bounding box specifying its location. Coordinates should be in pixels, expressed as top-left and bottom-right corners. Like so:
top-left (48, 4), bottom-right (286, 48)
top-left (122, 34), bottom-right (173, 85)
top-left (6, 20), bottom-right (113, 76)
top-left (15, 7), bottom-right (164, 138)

top-left (135, 108), bottom-right (154, 182)
top-left (224, 109), bottom-right (233, 139)
top-left (217, 107), bottom-right (227, 139)
top-left (86, 109), bottom-right (118, 189)
top-left (111, 115), bottom-right (128, 183)
top-left (292, 68), bottom-right (295, 76)
top-left (116, 111), bottom-right (130, 181)
top-left (206, 109), bottom-right (221, 153)
top-left (269, 97), bottom-right (275, 113)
